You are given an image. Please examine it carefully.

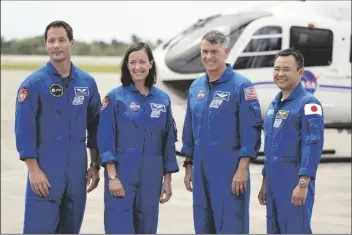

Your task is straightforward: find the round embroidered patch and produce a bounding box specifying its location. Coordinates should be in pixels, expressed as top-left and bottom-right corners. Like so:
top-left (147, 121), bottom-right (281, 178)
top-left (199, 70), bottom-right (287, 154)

top-left (196, 90), bottom-right (206, 100)
top-left (101, 96), bottom-right (109, 111)
top-left (129, 102), bottom-right (140, 111)
top-left (49, 83), bottom-right (64, 98)
top-left (17, 87), bottom-right (28, 102)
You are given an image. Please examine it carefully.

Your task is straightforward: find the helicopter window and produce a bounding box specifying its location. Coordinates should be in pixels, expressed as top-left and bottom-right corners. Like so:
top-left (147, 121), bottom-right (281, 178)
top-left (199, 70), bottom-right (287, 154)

top-left (163, 12), bottom-right (273, 74)
top-left (243, 37), bottom-right (282, 52)
top-left (233, 54), bottom-right (276, 70)
top-left (254, 26), bottom-right (282, 35)
top-left (289, 26), bottom-right (333, 66)
top-left (233, 26), bottom-right (283, 69)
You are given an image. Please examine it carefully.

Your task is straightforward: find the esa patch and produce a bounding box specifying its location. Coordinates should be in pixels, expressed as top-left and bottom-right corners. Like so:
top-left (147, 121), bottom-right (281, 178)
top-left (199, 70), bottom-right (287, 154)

top-left (17, 87), bottom-right (28, 102)
top-left (273, 118), bottom-right (283, 128)
top-left (74, 87), bottom-right (89, 96)
top-left (49, 83), bottom-right (64, 98)
top-left (244, 87), bottom-right (258, 100)
top-left (275, 110), bottom-right (290, 119)
top-left (101, 96), bottom-right (109, 111)
top-left (72, 96), bottom-right (84, 105)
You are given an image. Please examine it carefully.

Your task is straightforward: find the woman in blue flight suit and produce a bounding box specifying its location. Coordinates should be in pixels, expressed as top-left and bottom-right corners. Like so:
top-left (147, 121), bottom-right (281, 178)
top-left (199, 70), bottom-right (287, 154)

top-left (97, 42), bottom-right (179, 234)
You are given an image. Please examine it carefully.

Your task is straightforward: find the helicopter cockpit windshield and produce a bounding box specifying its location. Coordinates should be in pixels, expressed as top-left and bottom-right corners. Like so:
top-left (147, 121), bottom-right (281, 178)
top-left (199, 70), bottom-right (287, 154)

top-left (162, 14), bottom-right (221, 50)
top-left (164, 11), bottom-right (272, 74)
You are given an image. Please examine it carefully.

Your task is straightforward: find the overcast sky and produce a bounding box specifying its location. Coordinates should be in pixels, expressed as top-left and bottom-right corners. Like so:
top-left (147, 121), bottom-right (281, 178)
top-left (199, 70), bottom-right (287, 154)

top-left (1, 1), bottom-right (260, 43)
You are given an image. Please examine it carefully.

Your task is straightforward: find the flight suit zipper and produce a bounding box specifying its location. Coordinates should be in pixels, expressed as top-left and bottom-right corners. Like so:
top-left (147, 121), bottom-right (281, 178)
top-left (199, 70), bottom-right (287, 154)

top-left (271, 99), bottom-right (287, 162)
top-left (63, 78), bottom-right (71, 171)
top-left (140, 95), bottom-right (148, 186)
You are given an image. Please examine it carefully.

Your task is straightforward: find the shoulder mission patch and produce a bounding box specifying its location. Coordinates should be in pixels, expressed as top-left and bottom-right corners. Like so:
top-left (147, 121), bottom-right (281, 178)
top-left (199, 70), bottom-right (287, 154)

top-left (17, 88), bottom-right (28, 102)
top-left (101, 96), bottom-right (109, 111)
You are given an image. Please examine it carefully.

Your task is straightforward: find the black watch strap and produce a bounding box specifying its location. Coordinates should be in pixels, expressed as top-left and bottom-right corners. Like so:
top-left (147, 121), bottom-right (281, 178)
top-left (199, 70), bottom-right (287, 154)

top-left (90, 162), bottom-right (101, 170)
top-left (183, 160), bottom-right (193, 167)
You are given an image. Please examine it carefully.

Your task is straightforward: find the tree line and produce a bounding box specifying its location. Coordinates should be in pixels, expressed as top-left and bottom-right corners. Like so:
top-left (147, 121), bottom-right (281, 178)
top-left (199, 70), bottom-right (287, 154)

top-left (1, 34), bottom-right (164, 56)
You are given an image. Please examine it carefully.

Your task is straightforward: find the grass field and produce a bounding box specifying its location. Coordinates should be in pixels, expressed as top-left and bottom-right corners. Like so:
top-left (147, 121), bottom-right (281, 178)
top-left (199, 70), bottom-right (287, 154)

top-left (1, 63), bottom-right (120, 73)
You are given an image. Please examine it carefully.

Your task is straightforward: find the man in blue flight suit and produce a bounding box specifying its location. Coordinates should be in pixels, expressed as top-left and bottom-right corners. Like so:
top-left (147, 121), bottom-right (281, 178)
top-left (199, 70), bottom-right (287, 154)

top-left (15, 20), bottom-right (101, 234)
top-left (181, 30), bottom-right (262, 234)
top-left (258, 48), bottom-right (324, 234)
top-left (97, 42), bottom-right (179, 234)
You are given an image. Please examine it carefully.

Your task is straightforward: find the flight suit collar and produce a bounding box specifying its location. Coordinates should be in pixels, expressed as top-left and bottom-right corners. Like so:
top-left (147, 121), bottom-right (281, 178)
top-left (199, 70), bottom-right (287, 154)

top-left (205, 63), bottom-right (233, 85)
top-left (274, 82), bottom-right (305, 103)
top-left (45, 60), bottom-right (78, 79)
top-left (127, 83), bottom-right (156, 96)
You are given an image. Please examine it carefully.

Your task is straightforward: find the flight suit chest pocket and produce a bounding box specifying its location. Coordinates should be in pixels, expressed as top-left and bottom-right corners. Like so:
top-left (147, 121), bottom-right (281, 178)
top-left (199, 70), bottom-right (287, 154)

top-left (71, 86), bottom-right (89, 107)
top-left (191, 95), bottom-right (207, 123)
top-left (307, 118), bottom-right (321, 144)
top-left (148, 102), bottom-right (168, 128)
top-left (120, 101), bottom-right (145, 128)
top-left (40, 83), bottom-right (66, 112)
top-left (264, 109), bottom-right (274, 135)
top-left (209, 91), bottom-right (234, 119)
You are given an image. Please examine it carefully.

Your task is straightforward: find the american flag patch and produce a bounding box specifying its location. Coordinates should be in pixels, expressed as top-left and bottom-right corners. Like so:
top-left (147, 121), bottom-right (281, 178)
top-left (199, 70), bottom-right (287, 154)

top-left (244, 87), bottom-right (258, 100)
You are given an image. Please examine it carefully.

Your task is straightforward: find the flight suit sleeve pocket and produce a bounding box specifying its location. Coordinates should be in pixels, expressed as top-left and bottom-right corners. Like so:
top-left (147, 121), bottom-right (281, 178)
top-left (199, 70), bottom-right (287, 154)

top-left (251, 102), bottom-right (261, 118)
top-left (307, 118), bottom-right (321, 144)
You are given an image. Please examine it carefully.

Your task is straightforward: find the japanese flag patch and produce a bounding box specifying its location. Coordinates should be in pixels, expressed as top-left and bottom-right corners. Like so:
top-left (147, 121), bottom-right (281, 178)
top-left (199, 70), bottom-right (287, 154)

top-left (101, 96), bottom-right (109, 111)
top-left (304, 103), bottom-right (322, 116)
top-left (244, 87), bottom-right (258, 100)
top-left (17, 88), bottom-right (28, 102)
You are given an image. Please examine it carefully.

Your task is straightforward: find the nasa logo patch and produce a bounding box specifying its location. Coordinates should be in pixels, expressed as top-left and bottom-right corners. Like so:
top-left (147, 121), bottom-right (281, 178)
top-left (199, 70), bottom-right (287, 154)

top-left (301, 70), bottom-right (319, 94)
top-left (196, 90), bottom-right (206, 100)
top-left (49, 83), bottom-right (64, 98)
top-left (129, 102), bottom-right (140, 111)
top-left (17, 87), bottom-right (28, 102)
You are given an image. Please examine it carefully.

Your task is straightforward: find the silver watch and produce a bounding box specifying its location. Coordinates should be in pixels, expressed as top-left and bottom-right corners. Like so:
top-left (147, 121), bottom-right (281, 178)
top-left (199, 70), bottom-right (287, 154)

top-left (108, 174), bottom-right (118, 180)
top-left (299, 178), bottom-right (308, 187)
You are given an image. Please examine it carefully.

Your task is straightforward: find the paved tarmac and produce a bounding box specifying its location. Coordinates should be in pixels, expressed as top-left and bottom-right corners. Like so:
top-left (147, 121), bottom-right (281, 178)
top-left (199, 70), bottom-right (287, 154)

top-left (1, 70), bottom-right (351, 234)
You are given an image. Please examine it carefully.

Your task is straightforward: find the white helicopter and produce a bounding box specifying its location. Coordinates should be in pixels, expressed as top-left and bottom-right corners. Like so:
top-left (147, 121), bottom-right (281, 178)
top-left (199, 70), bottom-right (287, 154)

top-left (153, 1), bottom-right (352, 159)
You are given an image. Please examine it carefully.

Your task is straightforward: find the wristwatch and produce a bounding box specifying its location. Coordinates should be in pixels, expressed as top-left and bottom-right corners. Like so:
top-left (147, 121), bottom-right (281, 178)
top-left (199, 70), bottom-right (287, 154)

top-left (108, 174), bottom-right (118, 180)
top-left (183, 160), bottom-right (193, 167)
top-left (299, 178), bottom-right (308, 187)
top-left (90, 162), bottom-right (101, 170)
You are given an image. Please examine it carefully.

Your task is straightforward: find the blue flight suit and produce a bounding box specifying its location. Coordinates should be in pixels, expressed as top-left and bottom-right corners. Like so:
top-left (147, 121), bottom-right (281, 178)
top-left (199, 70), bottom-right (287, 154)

top-left (262, 83), bottom-right (324, 234)
top-left (181, 64), bottom-right (262, 234)
top-left (97, 83), bottom-right (179, 234)
top-left (15, 61), bottom-right (101, 234)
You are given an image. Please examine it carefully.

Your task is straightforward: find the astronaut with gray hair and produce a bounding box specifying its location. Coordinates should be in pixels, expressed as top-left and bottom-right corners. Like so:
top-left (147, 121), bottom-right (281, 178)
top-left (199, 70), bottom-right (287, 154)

top-left (181, 30), bottom-right (262, 234)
